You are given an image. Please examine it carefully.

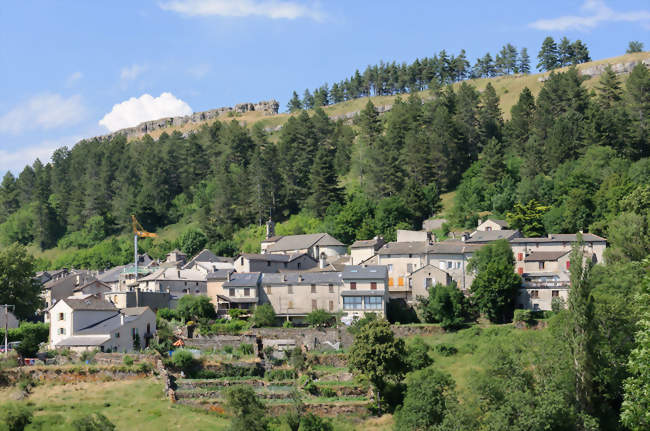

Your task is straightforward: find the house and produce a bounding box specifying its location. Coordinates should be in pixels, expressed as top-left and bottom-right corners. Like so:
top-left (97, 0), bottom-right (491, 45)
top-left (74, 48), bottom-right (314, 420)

top-left (262, 233), bottom-right (346, 259)
top-left (259, 272), bottom-right (343, 321)
top-left (377, 241), bottom-right (429, 300)
top-left (350, 237), bottom-right (385, 265)
top-left (136, 267), bottom-right (207, 299)
top-left (42, 271), bottom-right (97, 309)
top-left (183, 249), bottom-right (234, 271)
top-left (214, 273), bottom-right (262, 314)
top-left (475, 218), bottom-right (509, 232)
top-left (72, 280), bottom-right (112, 297)
top-left (396, 230), bottom-right (430, 242)
top-left (340, 265), bottom-right (389, 320)
top-left (206, 269), bottom-right (236, 311)
top-left (106, 290), bottom-right (171, 312)
top-left (465, 229), bottom-right (522, 244)
top-left (49, 297), bottom-right (156, 353)
top-left (97, 265), bottom-right (127, 291)
top-left (510, 233), bottom-right (607, 273)
top-left (162, 249), bottom-right (187, 268)
top-left (234, 253), bottom-right (317, 273)
top-left (408, 264), bottom-right (453, 299)
top-left (426, 242), bottom-right (483, 291)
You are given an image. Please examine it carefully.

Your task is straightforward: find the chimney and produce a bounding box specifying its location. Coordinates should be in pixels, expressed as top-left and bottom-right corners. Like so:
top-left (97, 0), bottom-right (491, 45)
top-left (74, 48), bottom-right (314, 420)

top-left (461, 233), bottom-right (468, 242)
top-left (477, 219), bottom-right (482, 227)
top-left (177, 270), bottom-right (181, 279)
top-left (319, 252), bottom-right (327, 269)
top-left (298, 274), bottom-right (303, 282)
top-left (227, 271), bottom-right (232, 282)
top-left (266, 218), bottom-right (275, 239)
top-left (135, 288), bottom-right (141, 307)
top-left (120, 313), bottom-right (124, 325)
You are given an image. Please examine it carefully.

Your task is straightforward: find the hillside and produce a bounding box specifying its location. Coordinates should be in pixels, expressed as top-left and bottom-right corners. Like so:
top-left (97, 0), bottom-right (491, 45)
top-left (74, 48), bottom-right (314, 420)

top-left (122, 52), bottom-right (650, 142)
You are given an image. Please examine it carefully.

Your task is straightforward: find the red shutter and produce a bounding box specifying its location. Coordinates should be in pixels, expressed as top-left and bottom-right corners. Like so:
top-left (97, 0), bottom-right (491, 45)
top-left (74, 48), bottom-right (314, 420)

top-left (518, 253), bottom-right (523, 261)
top-left (566, 260), bottom-right (570, 269)
top-left (517, 267), bottom-right (523, 275)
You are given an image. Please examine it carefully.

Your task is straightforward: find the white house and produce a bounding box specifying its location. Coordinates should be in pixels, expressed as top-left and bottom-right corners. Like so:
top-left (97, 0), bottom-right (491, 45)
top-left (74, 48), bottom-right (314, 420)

top-left (49, 297), bottom-right (156, 353)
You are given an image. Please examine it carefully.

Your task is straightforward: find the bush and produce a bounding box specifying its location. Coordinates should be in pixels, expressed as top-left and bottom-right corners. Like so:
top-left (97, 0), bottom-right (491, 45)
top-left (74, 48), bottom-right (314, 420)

top-left (224, 345), bottom-right (234, 354)
top-left (406, 337), bottom-right (433, 370)
top-left (433, 343), bottom-right (458, 356)
top-left (123, 355), bottom-right (134, 366)
top-left (15, 326), bottom-right (43, 358)
top-left (225, 385), bottom-right (268, 431)
top-left (156, 308), bottom-right (179, 321)
top-left (298, 412), bottom-right (333, 431)
top-left (551, 296), bottom-right (566, 312)
top-left (71, 412), bottom-right (115, 431)
top-left (347, 313), bottom-right (378, 336)
top-left (287, 346), bottom-right (305, 370)
top-left (238, 343), bottom-right (254, 355)
top-left (171, 349), bottom-right (196, 373)
top-left (513, 309), bottom-right (533, 324)
top-left (177, 295), bottom-right (216, 321)
top-left (252, 304), bottom-right (276, 327)
top-left (228, 308), bottom-right (247, 320)
top-left (283, 320), bottom-right (294, 328)
top-left (419, 284), bottom-right (470, 330)
top-left (176, 228), bottom-right (208, 257)
top-left (387, 299), bottom-right (419, 324)
top-left (0, 402), bottom-right (33, 431)
top-left (266, 369), bottom-right (297, 381)
top-left (305, 309), bottom-right (335, 328)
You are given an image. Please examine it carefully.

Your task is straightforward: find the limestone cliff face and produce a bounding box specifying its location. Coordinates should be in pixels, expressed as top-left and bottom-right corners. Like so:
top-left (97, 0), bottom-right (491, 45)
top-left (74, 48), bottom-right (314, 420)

top-left (95, 99), bottom-right (279, 141)
top-left (538, 58), bottom-right (650, 82)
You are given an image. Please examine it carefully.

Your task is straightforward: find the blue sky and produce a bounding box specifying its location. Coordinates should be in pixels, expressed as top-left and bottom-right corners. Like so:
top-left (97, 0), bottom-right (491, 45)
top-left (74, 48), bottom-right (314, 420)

top-left (0, 0), bottom-right (648, 174)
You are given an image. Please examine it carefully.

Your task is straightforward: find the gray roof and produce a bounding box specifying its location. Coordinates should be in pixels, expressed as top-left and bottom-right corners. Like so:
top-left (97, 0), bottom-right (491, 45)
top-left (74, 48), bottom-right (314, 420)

top-left (238, 253), bottom-right (314, 263)
top-left (223, 272), bottom-right (261, 288)
top-left (482, 218), bottom-right (509, 228)
top-left (54, 335), bottom-right (111, 347)
top-left (342, 265), bottom-right (387, 280)
top-left (261, 272), bottom-right (342, 285)
top-left (410, 264), bottom-right (449, 276)
top-left (121, 307), bottom-right (152, 316)
top-left (73, 280), bottom-right (112, 292)
top-left (183, 249), bottom-right (233, 269)
top-left (511, 233), bottom-right (606, 243)
top-left (350, 237), bottom-right (385, 249)
top-left (62, 297), bottom-right (117, 311)
top-left (466, 230), bottom-right (521, 243)
top-left (341, 290), bottom-right (385, 297)
top-left (266, 233), bottom-right (344, 252)
top-left (76, 313), bottom-right (129, 335)
top-left (428, 241), bottom-right (484, 255)
top-left (378, 241), bottom-right (430, 255)
top-left (97, 265), bottom-right (126, 283)
top-left (206, 269), bottom-right (235, 280)
top-left (525, 251), bottom-right (570, 261)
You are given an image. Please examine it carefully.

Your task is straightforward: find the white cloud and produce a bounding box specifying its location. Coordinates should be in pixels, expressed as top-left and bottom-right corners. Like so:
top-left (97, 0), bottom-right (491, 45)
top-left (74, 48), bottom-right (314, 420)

top-left (99, 92), bottom-right (193, 132)
top-left (529, 0), bottom-right (650, 31)
top-left (120, 64), bottom-right (147, 81)
top-left (0, 93), bottom-right (87, 135)
top-left (187, 64), bottom-right (211, 79)
top-left (160, 0), bottom-right (324, 21)
top-left (66, 71), bottom-right (83, 86)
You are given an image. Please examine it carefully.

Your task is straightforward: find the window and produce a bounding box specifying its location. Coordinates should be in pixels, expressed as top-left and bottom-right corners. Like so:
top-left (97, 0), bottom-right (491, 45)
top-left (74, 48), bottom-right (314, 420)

top-left (388, 278), bottom-right (394, 287)
top-left (407, 263), bottom-right (413, 273)
top-left (408, 254), bottom-right (412, 258)
top-left (455, 261), bottom-right (462, 269)
top-left (566, 260), bottom-right (570, 269)
top-left (328, 284), bottom-right (334, 293)
top-left (297, 263), bottom-right (301, 269)
top-left (267, 261), bottom-right (271, 267)
top-left (58, 312), bottom-right (65, 321)
top-left (284, 262), bottom-right (288, 268)
top-left (244, 288), bottom-right (250, 297)
top-left (240, 257), bottom-right (244, 265)
top-left (311, 284), bottom-right (316, 294)
top-left (115, 332), bottom-right (120, 338)
top-left (538, 261), bottom-right (545, 270)
top-left (288, 285), bottom-right (293, 294)
top-left (387, 264), bottom-right (393, 272)
top-left (552, 290), bottom-right (559, 297)
top-left (312, 300), bottom-right (317, 310)
top-left (229, 288), bottom-right (235, 297)
top-left (350, 282), bottom-right (357, 290)
top-left (486, 226), bottom-right (492, 231)
top-left (447, 261), bottom-right (453, 269)
top-left (364, 296), bottom-right (382, 310)
top-left (343, 296), bottom-right (362, 310)
top-left (370, 282), bottom-right (377, 290)
top-left (518, 267), bottom-right (524, 275)
top-left (184, 281), bottom-right (187, 286)
top-left (195, 289), bottom-right (200, 293)
top-left (425, 277), bottom-right (432, 288)
top-left (398, 277), bottom-right (404, 287)
top-left (530, 290), bottom-right (539, 299)
top-left (57, 328), bottom-right (65, 335)
top-left (439, 261), bottom-right (446, 270)
top-left (132, 328), bottom-right (138, 340)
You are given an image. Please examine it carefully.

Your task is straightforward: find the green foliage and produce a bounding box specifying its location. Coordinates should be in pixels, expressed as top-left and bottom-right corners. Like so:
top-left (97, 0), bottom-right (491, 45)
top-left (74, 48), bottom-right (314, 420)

top-left (0, 244), bottom-right (43, 319)
top-left (298, 413), bottom-right (333, 431)
top-left (621, 317), bottom-right (650, 430)
top-left (123, 355), bottom-right (134, 366)
top-left (419, 284), bottom-right (470, 330)
top-left (348, 319), bottom-right (407, 412)
top-left (506, 200), bottom-right (549, 237)
top-left (626, 41), bottom-right (644, 53)
top-left (156, 308), bottom-right (178, 321)
top-left (393, 367), bottom-right (456, 430)
top-left (468, 240), bottom-right (521, 323)
top-left (432, 343), bottom-right (458, 357)
top-left (405, 337), bottom-right (433, 371)
top-left (304, 309), bottom-right (335, 328)
top-left (227, 308), bottom-right (247, 320)
top-left (238, 343), bottom-right (253, 355)
top-left (225, 385), bottom-right (268, 431)
top-left (251, 304), bottom-right (276, 327)
top-left (513, 309), bottom-right (533, 324)
top-left (176, 295), bottom-right (216, 321)
top-left (14, 323), bottom-right (45, 358)
top-left (71, 413), bottom-right (115, 431)
top-left (346, 312), bottom-right (378, 336)
top-left (386, 299), bottom-right (418, 324)
top-left (171, 349), bottom-right (196, 374)
top-left (0, 402), bottom-right (33, 431)
top-left (175, 228), bottom-right (207, 257)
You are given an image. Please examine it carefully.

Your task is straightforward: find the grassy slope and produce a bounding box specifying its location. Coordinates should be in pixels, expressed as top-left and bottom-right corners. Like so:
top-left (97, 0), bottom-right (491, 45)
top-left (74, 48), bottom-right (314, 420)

top-left (137, 52), bottom-right (649, 142)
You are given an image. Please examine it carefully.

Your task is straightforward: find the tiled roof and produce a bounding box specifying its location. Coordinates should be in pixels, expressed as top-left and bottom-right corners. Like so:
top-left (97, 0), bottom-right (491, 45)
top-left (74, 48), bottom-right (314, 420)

top-left (54, 335), bottom-right (111, 347)
top-left (206, 269), bottom-right (236, 280)
top-left (223, 272), bottom-right (261, 288)
top-left (466, 230), bottom-right (521, 243)
top-left (266, 233), bottom-right (344, 252)
top-left (524, 251), bottom-right (570, 261)
top-left (61, 297), bottom-right (117, 311)
top-left (378, 241), bottom-right (429, 255)
top-left (342, 265), bottom-right (387, 280)
top-left (138, 268), bottom-right (207, 282)
top-left (261, 272), bottom-right (342, 285)
top-left (350, 237), bottom-right (385, 249)
top-left (511, 233), bottom-right (606, 243)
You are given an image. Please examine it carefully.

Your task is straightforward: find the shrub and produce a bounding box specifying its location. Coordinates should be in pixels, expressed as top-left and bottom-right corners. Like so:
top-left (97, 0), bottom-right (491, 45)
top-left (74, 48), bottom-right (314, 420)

top-left (513, 309), bottom-right (533, 324)
top-left (223, 345), bottom-right (234, 354)
top-left (406, 337), bottom-right (433, 371)
top-left (551, 296), bottom-right (566, 312)
top-left (266, 369), bottom-right (297, 381)
top-left (225, 385), bottom-right (268, 431)
top-left (0, 402), bottom-right (33, 431)
top-left (419, 283), bottom-right (470, 329)
top-left (305, 309), bottom-right (335, 328)
top-left (156, 308), bottom-right (178, 321)
top-left (318, 387), bottom-right (336, 398)
top-left (228, 308), bottom-right (247, 320)
top-left (252, 304), bottom-right (276, 327)
top-left (433, 343), bottom-right (458, 356)
top-left (287, 346), bottom-right (305, 370)
top-left (80, 350), bottom-right (97, 363)
top-left (171, 349), bottom-right (196, 373)
top-left (298, 412), bottom-right (333, 431)
top-left (71, 412), bottom-right (115, 431)
top-left (238, 343), bottom-right (254, 355)
top-left (15, 328), bottom-right (42, 358)
top-left (177, 296), bottom-right (216, 321)
top-left (137, 362), bottom-right (152, 373)
top-left (347, 312), bottom-right (378, 336)
top-left (283, 320), bottom-right (294, 328)
top-left (123, 355), bottom-right (134, 366)
top-left (387, 299), bottom-right (419, 324)
top-left (263, 346), bottom-right (274, 358)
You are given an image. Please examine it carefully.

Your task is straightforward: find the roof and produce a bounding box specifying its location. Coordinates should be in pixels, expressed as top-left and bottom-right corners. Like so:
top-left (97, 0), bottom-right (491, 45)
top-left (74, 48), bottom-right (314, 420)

top-left (466, 230), bottom-right (520, 243)
top-left (183, 249), bottom-right (233, 269)
top-left (428, 241), bottom-right (484, 255)
top-left (121, 307), bottom-right (152, 316)
top-left (261, 272), bottom-right (342, 285)
top-left (239, 253), bottom-right (297, 262)
top-left (481, 218), bottom-right (508, 228)
top-left (261, 235), bottom-right (283, 243)
top-left (378, 241), bottom-right (429, 255)
top-left (138, 267), bottom-right (207, 282)
top-left (206, 269), bottom-right (236, 280)
top-left (76, 313), bottom-right (128, 334)
top-left (510, 233), bottom-right (607, 243)
top-left (73, 280), bottom-right (111, 292)
top-left (97, 265), bottom-right (126, 283)
top-left (410, 264), bottom-right (449, 276)
top-left (223, 272), bottom-right (261, 288)
top-left (43, 272), bottom-right (97, 291)
top-left (342, 265), bottom-right (387, 280)
top-left (266, 233), bottom-right (344, 252)
top-left (54, 335), bottom-right (111, 347)
top-left (61, 297), bottom-right (117, 311)
top-left (524, 251), bottom-right (570, 262)
top-left (350, 237), bottom-right (385, 249)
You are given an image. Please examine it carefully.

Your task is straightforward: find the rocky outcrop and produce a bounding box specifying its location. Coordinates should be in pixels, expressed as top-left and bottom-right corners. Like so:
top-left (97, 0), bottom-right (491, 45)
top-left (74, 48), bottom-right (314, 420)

top-left (538, 58), bottom-right (650, 82)
top-left (94, 99), bottom-right (279, 142)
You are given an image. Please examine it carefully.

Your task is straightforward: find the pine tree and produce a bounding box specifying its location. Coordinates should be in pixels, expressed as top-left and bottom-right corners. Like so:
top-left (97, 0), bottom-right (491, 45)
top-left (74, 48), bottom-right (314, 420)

top-left (625, 63), bottom-right (650, 158)
top-left (570, 40), bottom-right (591, 64)
top-left (302, 89), bottom-right (314, 110)
top-left (537, 36), bottom-right (559, 71)
top-left (506, 87), bottom-right (535, 154)
top-left (478, 83), bottom-right (503, 146)
top-left (0, 172), bottom-right (19, 223)
top-left (480, 138), bottom-right (505, 183)
top-left (519, 47), bottom-right (531, 74)
top-left (558, 36), bottom-right (573, 67)
top-left (627, 41), bottom-right (644, 53)
top-left (287, 91), bottom-right (302, 112)
top-left (306, 144), bottom-right (343, 217)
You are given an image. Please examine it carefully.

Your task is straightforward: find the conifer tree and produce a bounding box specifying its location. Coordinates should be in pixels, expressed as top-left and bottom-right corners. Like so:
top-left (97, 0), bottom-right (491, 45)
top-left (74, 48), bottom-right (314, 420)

top-left (302, 89), bottom-right (314, 110)
top-left (626, 41), bottom-right (644, 53)
top-left (0, 172), bottom-right (19, 223)
top-left (570, 40), bottom-right (591, 64)
top-left (519, 47), bottom-right (531, 74)
top-left (558, 36), bottom-right (573, 67)
top-left (506, 87), bottom-right (535, 154)
top-left (287, 91), bottom-right (302, 112)
top-left (306, 144), bottom-right (343, 217)
top-left (625, 63), bottom-right (650, 158)
top-left (537, 36), bottom-right (559, 71)
top-left (478, 83), bottom-right (503, 146)
top-left (480, 138), bottom-right (505, 184)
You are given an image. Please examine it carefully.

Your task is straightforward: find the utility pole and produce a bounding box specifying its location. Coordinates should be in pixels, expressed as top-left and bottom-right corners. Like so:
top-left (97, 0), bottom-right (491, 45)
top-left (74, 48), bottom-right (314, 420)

top-left (0, 305), bottom-right (15, 356)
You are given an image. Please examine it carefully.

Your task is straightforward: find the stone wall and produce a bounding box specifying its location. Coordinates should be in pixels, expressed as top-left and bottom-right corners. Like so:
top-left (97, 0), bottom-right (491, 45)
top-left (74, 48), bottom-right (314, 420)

top-left (250, 327), bottom-right (354, 351)
top-left (184, 334), bottom-right (259, 355)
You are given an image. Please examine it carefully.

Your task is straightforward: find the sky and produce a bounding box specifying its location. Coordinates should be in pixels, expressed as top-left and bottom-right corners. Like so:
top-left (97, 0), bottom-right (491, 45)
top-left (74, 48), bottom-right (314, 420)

top-left (0, 0), bottom-right (648, 175)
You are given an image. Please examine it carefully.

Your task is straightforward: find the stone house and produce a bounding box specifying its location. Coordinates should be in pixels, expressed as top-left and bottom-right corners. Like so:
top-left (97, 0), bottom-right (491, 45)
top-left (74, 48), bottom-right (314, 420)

top-left (182, 249), bottom-right (234, 271)
top-left (350, 237), bottom-right (385, 265)
top-left (72, 280), bottom-right (112, 297)
top-left (42, 271), bottom-right (97, 309)
top-left (214, 273), bottom-right (262, 314)
top-left (261, 233), bottom-right (346, 259)
top-left (465, 229), bottom-right (522, 244)
top-left (206, 269), bottom-right (236, 310)
top-left (49, 297), bottom-right (156, 353)
top-left (259, 273), bottom-right (343, 321)
top-left (426, 242), bottom-right (483, 292)
top-left (475, 218), bottom-right (509, 232)
top-left (408, 264), bottom-right (453, 300)
top-left (136, 267), bottom-right (207, 299)
top-left (340, 265), bottom-right (389, 320)
top-left (234, 253), bottom-right (317, 273)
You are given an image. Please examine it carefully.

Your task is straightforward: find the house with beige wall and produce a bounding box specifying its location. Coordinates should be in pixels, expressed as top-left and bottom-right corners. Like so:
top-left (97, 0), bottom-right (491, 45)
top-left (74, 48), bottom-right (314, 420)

top-left (262, 233), bottom-right (346, 259)
top-left (234, 253), bottom-right (317, 273)
top-left (409, 264), bottom-right (453, 299)
top-left (137, 267), bottom-right (207, 299)
top-left (214, 273), bottom-right (261, 314)
top-left (475, 219), bottom-right (509, 232)
top-left (340, 265), bottom-right (389, 320)
top-left (350, 237), bottom-right (385, 265)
